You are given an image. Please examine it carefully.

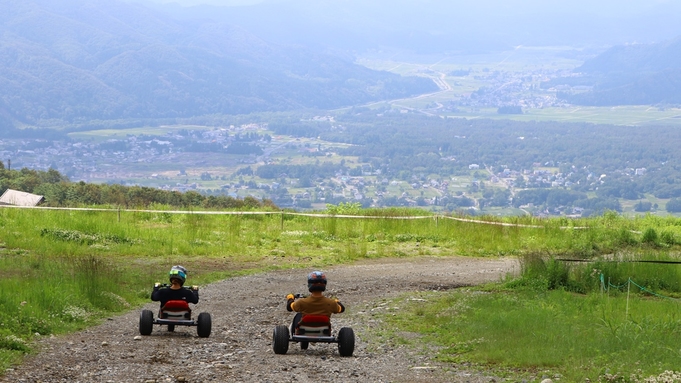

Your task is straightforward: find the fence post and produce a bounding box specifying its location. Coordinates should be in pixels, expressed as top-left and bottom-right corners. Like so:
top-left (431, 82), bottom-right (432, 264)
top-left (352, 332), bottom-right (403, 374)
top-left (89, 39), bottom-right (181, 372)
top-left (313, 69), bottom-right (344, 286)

top-left (600, 273), bottom-right (604, 296)
top-left (118, 207), bottom-right (121, 223)
top-left (607, 277), bottom-right (611, 294)
top-left (281, 211), bottom-right (284, 231)
top-left (626, 278), bottom-right (631, 321)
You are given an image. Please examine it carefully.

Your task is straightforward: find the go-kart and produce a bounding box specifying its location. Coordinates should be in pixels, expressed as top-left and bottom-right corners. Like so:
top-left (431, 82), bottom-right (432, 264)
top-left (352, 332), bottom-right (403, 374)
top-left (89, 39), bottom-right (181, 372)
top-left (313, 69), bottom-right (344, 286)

top-left (273, 295), bottom-right (355, 357)
top-left (139, 286), bottom-right (211, 338)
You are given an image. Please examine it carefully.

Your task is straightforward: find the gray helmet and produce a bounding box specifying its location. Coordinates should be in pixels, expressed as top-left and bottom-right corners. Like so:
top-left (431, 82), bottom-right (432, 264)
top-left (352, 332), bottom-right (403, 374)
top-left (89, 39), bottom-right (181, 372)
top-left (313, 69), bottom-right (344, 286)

top-left (169, 265), bottom-right (187, 285)
top-left (307, 271), bottom-right (327, 292)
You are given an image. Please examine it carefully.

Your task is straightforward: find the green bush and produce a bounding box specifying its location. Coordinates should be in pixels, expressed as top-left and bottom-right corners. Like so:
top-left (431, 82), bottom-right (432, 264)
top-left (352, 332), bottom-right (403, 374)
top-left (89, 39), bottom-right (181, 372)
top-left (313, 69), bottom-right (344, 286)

top-left (641, 227), bottom-right (659, 245)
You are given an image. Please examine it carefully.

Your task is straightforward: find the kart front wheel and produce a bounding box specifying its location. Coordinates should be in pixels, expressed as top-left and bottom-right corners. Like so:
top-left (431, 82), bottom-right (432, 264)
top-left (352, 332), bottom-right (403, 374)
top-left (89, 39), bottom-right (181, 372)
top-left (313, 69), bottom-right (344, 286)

top-left (273, 325), bottom-right (289, 355)
top-left (337, 327), bottom-right (355, 357)
top-left (197, 312), bottom-right (212, 338)
top-left (139, 310), bottom-right (154, 336)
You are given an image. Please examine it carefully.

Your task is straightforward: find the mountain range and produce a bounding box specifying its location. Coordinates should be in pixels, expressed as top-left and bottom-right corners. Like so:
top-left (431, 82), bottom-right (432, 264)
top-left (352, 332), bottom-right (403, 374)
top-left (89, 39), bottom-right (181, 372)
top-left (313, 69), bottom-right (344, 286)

top-left (560, 36), bottom-right (681, 106)
top-left (0, 0), bottom-right (436, 127)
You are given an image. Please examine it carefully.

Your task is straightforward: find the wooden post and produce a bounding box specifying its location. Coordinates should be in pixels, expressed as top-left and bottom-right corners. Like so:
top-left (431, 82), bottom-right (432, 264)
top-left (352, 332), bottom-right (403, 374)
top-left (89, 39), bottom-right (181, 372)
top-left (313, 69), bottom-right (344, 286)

top-left (626, 278), bottom-right (631, 321)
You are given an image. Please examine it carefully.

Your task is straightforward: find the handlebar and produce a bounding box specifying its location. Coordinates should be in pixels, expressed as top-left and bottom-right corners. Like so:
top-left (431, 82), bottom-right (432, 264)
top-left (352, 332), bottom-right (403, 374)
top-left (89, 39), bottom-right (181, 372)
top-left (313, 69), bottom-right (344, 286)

top-left (154, 283), bottom-right (199, 291)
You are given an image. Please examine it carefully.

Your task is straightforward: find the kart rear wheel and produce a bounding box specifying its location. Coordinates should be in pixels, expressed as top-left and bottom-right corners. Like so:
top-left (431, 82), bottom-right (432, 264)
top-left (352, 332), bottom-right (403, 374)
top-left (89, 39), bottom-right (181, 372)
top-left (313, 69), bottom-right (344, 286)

top-left (139, 310), bottom-right (154, 336)
top-left (337, 327), bottom-right (355, 357)
top-left (167, 324), bottom-right (175, 332)
top-left (197, 312), bottom-right (212, 338)
top-left (273, 325), bottom-right (289, 355)
top-left (300, 341), bottom-right (309, 350)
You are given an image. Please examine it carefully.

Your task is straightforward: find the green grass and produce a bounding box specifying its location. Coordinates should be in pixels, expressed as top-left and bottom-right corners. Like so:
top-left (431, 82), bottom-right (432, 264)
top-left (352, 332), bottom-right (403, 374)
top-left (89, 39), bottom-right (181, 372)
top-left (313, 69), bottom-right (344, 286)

top-left (385, 287), bottom-right (681, 382)
top-left (380, 248), bottom-right (681, 382)
top-left (5, 207), bottom-right (681, 374)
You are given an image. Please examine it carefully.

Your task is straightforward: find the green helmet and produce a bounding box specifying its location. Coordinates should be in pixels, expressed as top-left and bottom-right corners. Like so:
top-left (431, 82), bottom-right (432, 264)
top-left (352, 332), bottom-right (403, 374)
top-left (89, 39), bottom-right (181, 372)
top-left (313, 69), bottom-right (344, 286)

top-left (169, 265), bottom-right (187, 285)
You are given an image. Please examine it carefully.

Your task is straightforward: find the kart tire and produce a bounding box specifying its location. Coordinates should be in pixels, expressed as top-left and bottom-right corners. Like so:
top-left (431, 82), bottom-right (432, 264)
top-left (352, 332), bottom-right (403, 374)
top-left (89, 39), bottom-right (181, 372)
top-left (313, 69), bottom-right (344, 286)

top-left (300, 341), bottom-right (309, 350)
top-left (167, 324), bottom-right (175, 332)
top-left (273, 325), bottom-right (290, 355)
top-left (337, 327), bottom-right (355, 357)
top-left (197, 312), bottom-right (212, 338)
top-left (139, 310), bottom-right (154, 336)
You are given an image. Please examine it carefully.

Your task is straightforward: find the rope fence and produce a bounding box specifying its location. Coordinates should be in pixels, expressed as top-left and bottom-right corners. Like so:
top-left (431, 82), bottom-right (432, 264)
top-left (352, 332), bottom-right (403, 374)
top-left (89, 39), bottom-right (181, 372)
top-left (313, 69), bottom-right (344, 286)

top-left (600, 273), bottom-right (681, 320)
top-left (602, 275), bottom-right (681, 302)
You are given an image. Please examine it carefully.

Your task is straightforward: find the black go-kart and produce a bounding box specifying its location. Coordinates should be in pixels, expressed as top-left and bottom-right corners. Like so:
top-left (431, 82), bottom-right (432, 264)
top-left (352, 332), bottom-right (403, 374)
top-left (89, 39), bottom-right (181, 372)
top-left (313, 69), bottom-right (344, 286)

top-left (139, 287), bottom-right (211, 338)
top-left (273, 296), bottom-right (355, 357)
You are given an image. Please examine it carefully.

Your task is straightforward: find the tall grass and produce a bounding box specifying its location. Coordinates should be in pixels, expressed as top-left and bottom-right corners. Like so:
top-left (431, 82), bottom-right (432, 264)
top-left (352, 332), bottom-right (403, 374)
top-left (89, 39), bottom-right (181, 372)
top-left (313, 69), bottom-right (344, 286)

top-left (386, 288), bottom-right (681, 381)
top-left (510, 251), bottom-right (681, 296)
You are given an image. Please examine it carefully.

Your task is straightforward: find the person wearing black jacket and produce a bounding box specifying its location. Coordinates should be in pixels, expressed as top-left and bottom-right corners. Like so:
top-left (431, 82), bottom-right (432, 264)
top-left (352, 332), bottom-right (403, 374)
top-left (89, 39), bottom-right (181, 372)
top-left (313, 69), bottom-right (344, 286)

top-left (151, 265), bottom-right (199, 308)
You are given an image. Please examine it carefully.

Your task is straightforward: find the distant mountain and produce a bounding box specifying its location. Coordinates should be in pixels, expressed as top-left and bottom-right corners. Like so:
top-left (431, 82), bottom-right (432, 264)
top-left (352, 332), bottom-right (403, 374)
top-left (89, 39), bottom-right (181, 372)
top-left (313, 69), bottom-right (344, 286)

top-left (560, 37), bottom-right (681, 106)
top-left (579, 37), bottom-right (681, 74)
top-left (0, 0), bottom-right (437, 126)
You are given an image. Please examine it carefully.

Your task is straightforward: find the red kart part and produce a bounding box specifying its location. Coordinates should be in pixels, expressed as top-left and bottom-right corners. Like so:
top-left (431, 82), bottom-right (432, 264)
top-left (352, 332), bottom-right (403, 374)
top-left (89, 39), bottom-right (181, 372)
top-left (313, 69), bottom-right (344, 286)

top-left (296, 314), bottom-right (332, 336)
top-left (273, 313), bottom-right (355, 357)
top-left (139, 299), bottom-right (211, 338)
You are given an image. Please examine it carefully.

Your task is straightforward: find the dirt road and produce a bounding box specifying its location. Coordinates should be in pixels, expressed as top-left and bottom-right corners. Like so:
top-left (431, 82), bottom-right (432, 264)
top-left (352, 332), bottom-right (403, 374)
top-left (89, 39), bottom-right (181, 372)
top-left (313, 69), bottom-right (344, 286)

top-left (1, 256), bottom-right (518, 383)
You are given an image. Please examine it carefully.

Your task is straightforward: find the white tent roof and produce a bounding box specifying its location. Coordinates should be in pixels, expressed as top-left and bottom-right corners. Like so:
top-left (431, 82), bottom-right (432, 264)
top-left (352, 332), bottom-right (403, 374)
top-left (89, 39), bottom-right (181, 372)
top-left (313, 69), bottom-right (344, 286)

top-left (0, 189), bottom-right (44, 206)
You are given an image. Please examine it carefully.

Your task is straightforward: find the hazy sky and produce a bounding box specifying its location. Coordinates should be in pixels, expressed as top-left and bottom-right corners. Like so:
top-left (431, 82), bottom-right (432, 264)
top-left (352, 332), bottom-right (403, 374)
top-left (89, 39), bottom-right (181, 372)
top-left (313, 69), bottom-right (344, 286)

top-left (141, 0), bottom-right (673, 13)
top-left (140, 0), bottom-right (266, 5)
top-left (130, 0), bottom-right (681, 51)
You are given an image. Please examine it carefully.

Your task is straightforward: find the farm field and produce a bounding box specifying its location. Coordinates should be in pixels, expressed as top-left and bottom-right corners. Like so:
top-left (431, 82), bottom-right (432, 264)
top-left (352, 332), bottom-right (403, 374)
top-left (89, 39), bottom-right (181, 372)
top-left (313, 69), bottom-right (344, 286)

top-left (438, 105), bottom-right (681, 126)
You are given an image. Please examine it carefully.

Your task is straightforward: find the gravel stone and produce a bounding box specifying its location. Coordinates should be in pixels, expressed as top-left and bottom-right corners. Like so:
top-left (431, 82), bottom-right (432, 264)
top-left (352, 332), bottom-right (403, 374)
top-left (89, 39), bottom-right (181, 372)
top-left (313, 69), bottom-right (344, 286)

top-left (1, 256), bottom-right (518, 383)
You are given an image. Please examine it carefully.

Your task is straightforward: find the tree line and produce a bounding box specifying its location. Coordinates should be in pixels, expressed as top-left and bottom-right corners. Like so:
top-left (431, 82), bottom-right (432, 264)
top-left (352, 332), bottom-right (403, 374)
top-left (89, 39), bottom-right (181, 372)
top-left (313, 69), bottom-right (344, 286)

top-left (0, 162), bottom-right (276, 210)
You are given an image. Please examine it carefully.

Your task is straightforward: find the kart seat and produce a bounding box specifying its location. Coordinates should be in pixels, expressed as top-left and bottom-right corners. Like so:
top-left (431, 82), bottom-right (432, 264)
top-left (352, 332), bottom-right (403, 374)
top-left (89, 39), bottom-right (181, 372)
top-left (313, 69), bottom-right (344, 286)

top-left (296, 314), bottom-right (331, 335)
top-left (160, 300), bottom-right (191, 320)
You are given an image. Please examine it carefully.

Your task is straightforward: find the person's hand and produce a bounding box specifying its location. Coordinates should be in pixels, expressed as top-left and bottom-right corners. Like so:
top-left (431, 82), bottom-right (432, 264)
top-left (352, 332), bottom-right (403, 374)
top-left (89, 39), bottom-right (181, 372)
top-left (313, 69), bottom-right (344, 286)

top-left (191, 285), bottom-right (199, 291)
top-left (286, 294), bottom-right (295, 300)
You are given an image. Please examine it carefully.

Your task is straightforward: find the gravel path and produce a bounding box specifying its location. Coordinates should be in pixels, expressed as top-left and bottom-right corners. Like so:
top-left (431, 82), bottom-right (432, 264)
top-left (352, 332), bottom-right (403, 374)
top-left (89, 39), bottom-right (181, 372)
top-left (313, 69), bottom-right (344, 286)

top-left (1, 256), bottom-right (519, 383)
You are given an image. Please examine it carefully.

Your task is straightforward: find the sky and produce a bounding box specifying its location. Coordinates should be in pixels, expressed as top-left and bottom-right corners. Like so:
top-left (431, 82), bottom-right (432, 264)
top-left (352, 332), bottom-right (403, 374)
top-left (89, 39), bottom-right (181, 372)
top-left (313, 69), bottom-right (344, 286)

top-left (128, 0), bottom-right (681, 52)
top-left (139, 0), bottom-right (266, 5)
top-left (139, 0), bottom-right (674, 13)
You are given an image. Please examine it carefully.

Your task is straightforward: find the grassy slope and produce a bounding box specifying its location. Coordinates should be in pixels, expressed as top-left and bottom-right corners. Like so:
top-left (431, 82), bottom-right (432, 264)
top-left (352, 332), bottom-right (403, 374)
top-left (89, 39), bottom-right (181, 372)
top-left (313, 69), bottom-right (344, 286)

top-left (3, 207), bottom-right (681, 379)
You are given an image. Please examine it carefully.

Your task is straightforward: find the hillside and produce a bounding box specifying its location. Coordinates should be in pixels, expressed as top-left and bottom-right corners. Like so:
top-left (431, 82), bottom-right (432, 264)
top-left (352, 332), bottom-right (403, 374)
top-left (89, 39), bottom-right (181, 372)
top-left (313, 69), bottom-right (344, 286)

top-left (0, 0), bottom-right (437, 126)
top-left (560, 37), bottom-right (681, 105)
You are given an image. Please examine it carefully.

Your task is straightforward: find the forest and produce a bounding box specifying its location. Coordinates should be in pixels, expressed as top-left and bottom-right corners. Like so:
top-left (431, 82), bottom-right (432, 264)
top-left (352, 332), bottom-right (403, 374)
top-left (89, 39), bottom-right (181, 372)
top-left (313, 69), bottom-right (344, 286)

top-left (267, 110), bottom-right (681, 213)
top-left (4, 107), bottom-right (681, 215)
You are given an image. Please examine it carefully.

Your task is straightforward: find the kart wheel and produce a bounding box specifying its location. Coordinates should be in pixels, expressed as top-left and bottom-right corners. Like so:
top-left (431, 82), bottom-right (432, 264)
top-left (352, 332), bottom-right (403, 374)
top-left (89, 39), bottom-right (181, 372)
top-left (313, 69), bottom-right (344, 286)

top-left (300, 341), bottom-right (309, 350)
top-left (337, 327), bottom-right (355, 357)
top-left (197, 312), bottom-right (212, 338)
top-left (167, 324), bottom-right (175, 332)
top-left (139, 310), bottom-right (154, 336)
top-left (273, 325), bottom-right (289, 355)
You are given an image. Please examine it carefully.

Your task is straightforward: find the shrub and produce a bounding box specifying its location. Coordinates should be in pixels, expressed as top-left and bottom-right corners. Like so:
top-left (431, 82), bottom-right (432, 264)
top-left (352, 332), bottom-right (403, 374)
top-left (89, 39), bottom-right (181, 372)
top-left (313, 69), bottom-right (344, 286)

top-left (641, 228), bottom-right (659, 245)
